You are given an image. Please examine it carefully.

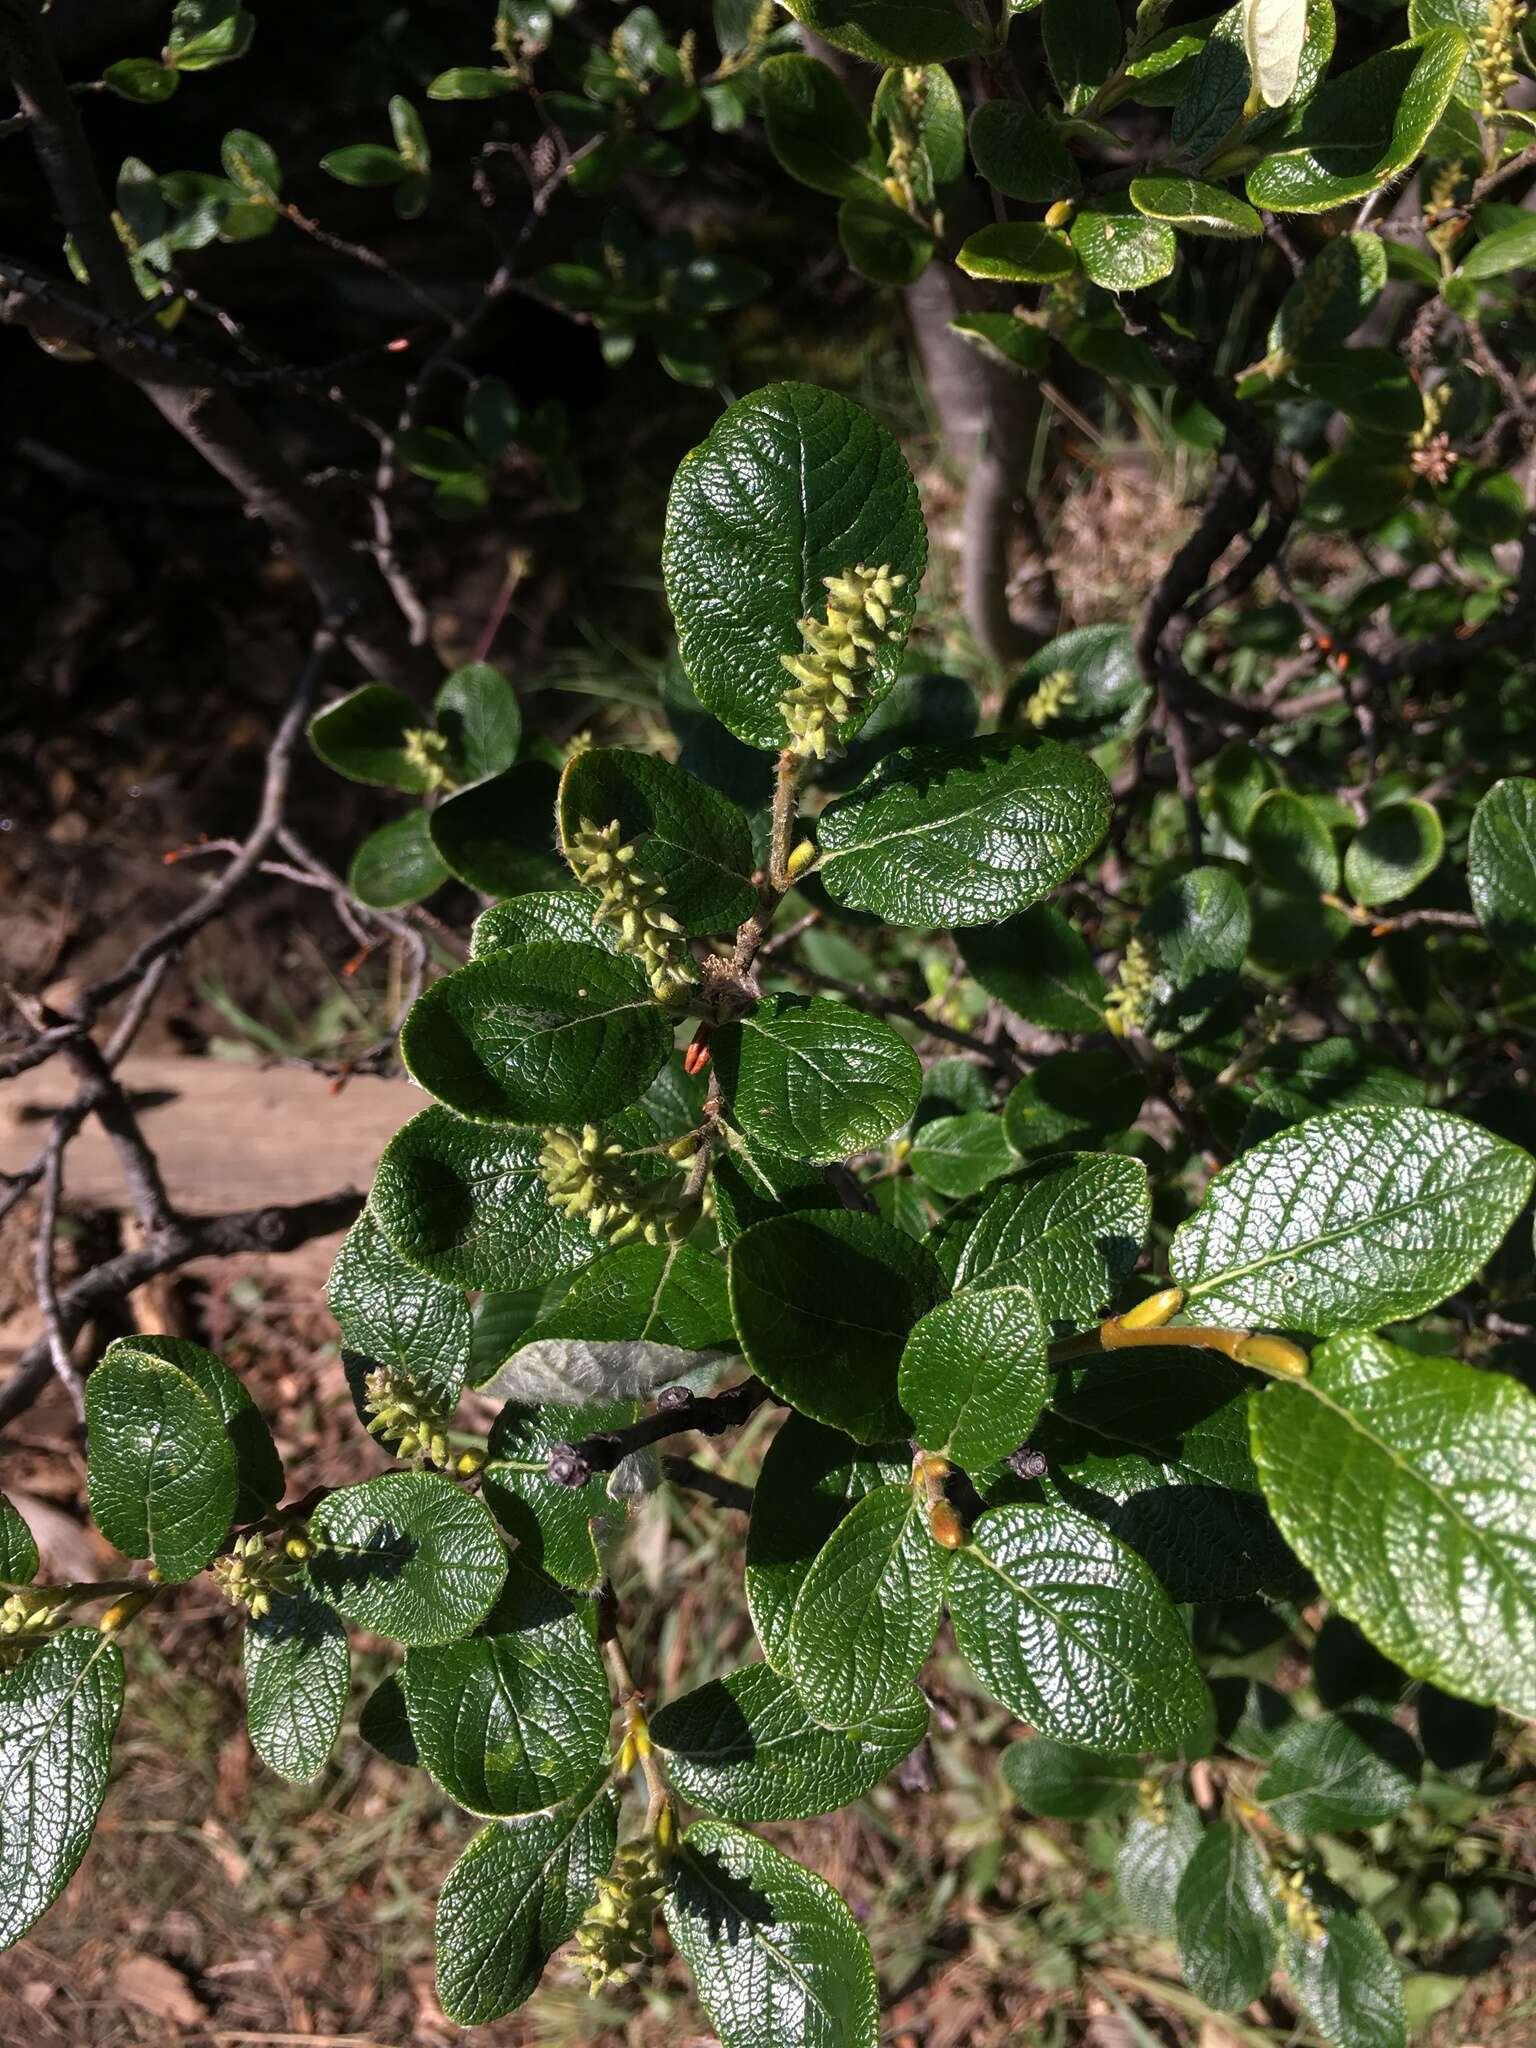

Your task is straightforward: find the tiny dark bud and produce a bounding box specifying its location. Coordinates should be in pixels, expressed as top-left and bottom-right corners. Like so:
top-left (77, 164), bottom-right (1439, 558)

top-left (548, 1445), bottom-right (592, 1489)
top-left (656, 1385), bottom-right (692, 1412)
top-left (1009, 1445), bottom-right (1048, 1480)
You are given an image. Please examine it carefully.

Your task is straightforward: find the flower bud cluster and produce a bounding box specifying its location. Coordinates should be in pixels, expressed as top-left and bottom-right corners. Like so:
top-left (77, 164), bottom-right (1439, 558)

top-left (779, 563), bottom-right (908, 761)
top-left (1477, 0), bottom-right (1527, 120)
top-left (1024, 667), bottom-right (1078, 730)
top-left (1, 1587), bottom-right (71, 1639)
top-left (574, 1842), bottom-right (666, 1994)
top-left (364, 1366), bottom-right (482, 1472)
top-left (1271, 1864), bottom-right (1325, 1944)
top-left (564, 817), bottom-right (695, 1001)
top-left (210, 1532), bottom-right (306, 1620)
top-left (539, 1125), bottom-right (692, 1247)
top-left (1104, 935), bottom-right (1158, 1037)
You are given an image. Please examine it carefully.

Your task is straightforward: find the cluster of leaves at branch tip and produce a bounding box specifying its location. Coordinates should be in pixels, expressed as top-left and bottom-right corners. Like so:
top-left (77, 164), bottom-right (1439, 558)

top-left (779, 563), bottom-right (910, 761)
top-left (538, 1124), bottom-right (696, 1247)
top-left (564, 816), bottom-right (696, 1000)
top-left (209, 1531), bottom-right (308, 1620)
top-left (364, 1366), bottom-right (484, 1474)
top-left (1103, 935), bottom-right (1157, 1037)
top-left (574, 1840), bottom-right (668, 1994)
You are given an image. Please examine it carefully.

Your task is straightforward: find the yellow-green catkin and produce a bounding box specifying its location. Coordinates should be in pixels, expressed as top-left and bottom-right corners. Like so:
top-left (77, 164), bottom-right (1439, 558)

top-left (883, 68), bottom-right (928, 212)
top-left (564, 817), bottom-right (695, 1002)
top-left (363, 1367), bottom-right (460, 1470)
top-left (1104, 935), bottom-right (1157, 1037)
top-left (1024, 668), bottom-right (1077, 730)
top-left (209, 1533), bottom-right (298, 1620)
top-left (1271, 1865), bottom-right (1325, 1944)
top-left (403, 726), bottom-right (452, 790)
top-left (539, 1125), bottom-right (688, 1247)
top-left (779, 563), bottom-right (909, 761)
top-left (0, 1587), bottom-right (71, 1639)
top-left (1477, 0), bottom-right (1527, 120)
top-left (574, 1842), bottom-right (667, 1995)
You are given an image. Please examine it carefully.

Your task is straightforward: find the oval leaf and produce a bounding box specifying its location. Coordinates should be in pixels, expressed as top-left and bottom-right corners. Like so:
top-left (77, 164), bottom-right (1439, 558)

top-left (309, 1472), bottom-right (507, 1646)
top-left (713, 994), bottom-right (921, 1163)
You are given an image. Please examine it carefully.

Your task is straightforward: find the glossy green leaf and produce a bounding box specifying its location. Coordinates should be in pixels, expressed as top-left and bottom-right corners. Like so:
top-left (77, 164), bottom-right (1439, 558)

top-left (746, 1417), bottom-right (912, 1668)
top-left (0, 1491), bottom-right (38, 1583)
top-left (947, 1504), bottom-right (1210, 1749)
top-left (349, 809), bottom-right (450, 909)
top-left (654, 1662), bottom-right (927, 1821)
top-left (1003, 1049), bottom-right (1146, 1157)
top-left (938, 1153), bottom-right (1151, 1334)
top-left (1252, 1333), bottom-right (1536, 1717)
top-left (85, 1351), bottom-right (237, 1582)
top-left (557, 747), bottom-right (756, 933)
top-left (168, 0), bottom-right (255, 68)
top-left (664, 383), bottom-right (926, 750)
top-left (1246, 788), bottom-right (1339, 893)
top-left (400, 943), bottom-right (672, 1126)
top-left (908, 1112), bottom-right (1015, 1199)
top-left (1044, 0), bottom-right (1123, 95)
top-left (899, 1284), bottom-right (1048, 1466)
top-left (1129, 174), bottom-right (1262, 237)
top-left (967, 100), bottom-right (1081, 203)
top-left (729, 1211), bottom-right (944, 1440)
top-left (0, 1630), bottom-right (125, 1949)
top-left (470, 890), bottom-right (607, 959)
top-left (105, 58), bottom-right (180, 102)
top-left (1139, 865), bottom-right (1251, 1048)
top-left (713, 994), bottom-right (920, 1163)
top-left (1012, 623), bottom-right (1150, 747)
top-left (327, 1210), bottom-right (471, 1408)
top-left (1116, 1783), bottom-right (1203, 1936)
top-left (435, 1774), bottom-right (618, 2025)
top-left (309, 685), bottom-right (437, 792)
top-left (370, 1104), bottom-right (600, 1292)
top-left (947, 312), bottom-right (1050, 373)
top-left (837, 193), bottom-right (935, 284)
top-left (428, 762), bottom-right (562, 897)
top-left (873, 63), bottom-right (966, 187)
top-left (402, 1570), bottom-right (609, 1813)
top-left (1174, 1822), bottom-right (1275, 2012)
top-left (957, 905), bottom-right (1106, 1031)
top-left (493, 1240), bottom-right (732, 1392)
top-left (1343, 799), bottom-right (1443, 907)
top-left (309, 1472), bottom-right (507, 1646)
top-left (1269, 230), bottom-right (1387, 360)
top-left (322, 143), bottom-right (407, 188)
top-left (1172, 1107), bottom-right (1535, 1334)
top-left (101, 1334), bottom-right (282, 1524)
top-left (816, 738), bottom-right (1111, 927)
top-left (483, 1398), bottom-right (637, 1589)
top-left (1246, 31), bottom-right (1468, 213)
top-left (1257, 1708), bottom-right (1420, 1829)
top-left (760, 54), bottom-right (877, 196)
top-left (787, 1482), bottom-right (943, 1722)
top-left (1001, 1736), bottom-right (1142, 1817)
top-left (1173, 0), bottom-right (1335, 155)
top-left (243, 1592), bottom-right (350, 1783)
top-left (434, 665), bottom-right (521, 785)
top-left (955, 221), bottom-right (1078, 283)
top-left (664, 1818), bottom-right (880, 2048)
top-left (1460, 214), bottom-right (1536, 279)
top-left (1469, 777), bottom-right (1536, 969)
top-left (1071, 196), bottom-right (1177, 291)
top-left (779, 0), bottom-right (981, 63)
top-left (1281, 1879), bottom-right (1407, 2048)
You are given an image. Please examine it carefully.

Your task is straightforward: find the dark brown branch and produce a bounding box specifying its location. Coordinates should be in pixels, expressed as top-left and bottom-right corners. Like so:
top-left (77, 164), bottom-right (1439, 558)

top-left (661, 1455), bottom-right (755, 1513)
top-left (548, 1377), bottom-right (773, 1485)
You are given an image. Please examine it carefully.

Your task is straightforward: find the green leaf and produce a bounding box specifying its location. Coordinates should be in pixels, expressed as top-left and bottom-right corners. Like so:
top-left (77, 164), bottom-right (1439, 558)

top-left (653, 1662), bottom-right (927, 1821)
top-left (1129, 174), bottom-right (1263, 237)
top-left (349, 810), bottom-right (450, 910)
top-left (434, 665), bottom-right (521, 785)
top-left (1460, 213), bottom-right (1536, 279)
top-left (104, 58), bottom-right (180, 102)
top-left (1171, 1107), bottom-right (1535, 1334)
top-left (471, 891), bottom-right (607, 958)
top-left (1001, 1736), bottom-right (1142, 1818)
top-left (730, 1212), bottom-right (944, 1441)
top-left (0, 1630), bottom-right (125, 1949)
top-left (1116, 1782), bottom-right (1203, 1936)
top-left (557, 747), bottom-right (756, 933)
top-left (100, 1335), bottom-right (281, 1525)
top-left (899, 1284), bottom-right (1047, 1466)
top-left (402, 1569), bottom-right (609, 1813)
top-left (1343, 799), bottom-right (1443, 907)
top-left (220, 128), bottom-right (280, 200)
top-left (759, 54), bottom-right (879, 197)
top-left (837, 193), bottom-right (935, 285)
top-left (664, 383), bottom-right (927, 750)
top-left (947, 1504), bottom-right (1210, 1749)
top-left (957, 906), bottom-right (1106, 1031)
top-left (1268, 231), bottom-right (1387, 359)
top-left (786, 1482), bottom-right (943, 1721)
top-left (309, 1472), bottom-right (507, 1646)
top-left (358, 1673), bottom-right (418, 1765)
top-left (370, 1105), bottom-right (600, 1292)
top-left (309, 685), bottom-right (436, 792)
top-left (429, 64), bottom-right (524, 99)
top-left (1044, 0), bottom-right (1124, 94)
top-left (1470, 777), bottom-right (1536, 969)
top-left (1291, 349), bottom-right (1423, 435)
top-left (1257, 1709), bottom-right (1420, 1829)
top-left (167, 0), bottom-right (254, 67)
top-left (435, 1775), bottom-right (618, 2025)
top-left (967, 100), bottom-right (1081, 203)
top-left (1448, 466), bottom-right (1526, 545)
top-left (428, 761), bottom-right (562, 897)
top-left (947, 311), bottom-right (1050, 373)
top-left (1003, 1049), bottom-right (1146, 1156)
top-left (1174, 1822), bottom-right (1275, 2012)
top-left (1302, 446), bottom-right (1411, 533)
top-left (955, 222), bottom-right (1078, 283)
top-left (1245, 788), bottom-right (1338, 892)
top-left (1013, 623), bottom-right (1150, 747)
top-left (746, 1417), bottom-right (911, 1667)
top-left (908, 1112), bottom-right (1016, 1199)
top-left (1251, 1333), bottom-right (1536, 1717)
top-left (779, 0), bottom-right (981, 63)
top-left (85, 1351), bottom-right (236, 1582)
top-left (494, 1241), bottom-right (734, 1396)
top-left (816, 737), bottom-right (1111, 927)
top-left (713, 995), bottom-right (920, 1163)
top-left (243, 1592), bottom-right (350, 1783)
top-left (1070, 195), bottom-right (1176, 291)
top-left (327, 1211), bottom-right (471, 1408)
top-left (400, 942), bottom-right (672, 1127)
top-left (873, 62), bottom-right (966, 188)
top-left (0, 1491), bottom-right (39, 1583)
top-left (1174, 0), bottom-right (1334, 155)
top-left (396, 427), bottom-right (476, 483)
top-left (1246, 31), bottom-right (1469, 213)
top-left (938, 1154), bottom-right (1151, 1333)
top-left (483, 1399), bottom-right (636, 1590)
top-left (321, 143), bottom-right (407, 188)
top-left (665, 1819), bottom-right (880, 2048)
top-left (1280, 1879), bottom-right (1407, 2048)
top-left (1138, 865), bottom-right (1251, 1048)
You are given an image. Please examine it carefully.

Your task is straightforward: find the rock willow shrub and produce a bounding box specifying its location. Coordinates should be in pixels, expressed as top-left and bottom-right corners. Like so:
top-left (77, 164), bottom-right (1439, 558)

top-left (9, 388), bottom-right (1536, 2048)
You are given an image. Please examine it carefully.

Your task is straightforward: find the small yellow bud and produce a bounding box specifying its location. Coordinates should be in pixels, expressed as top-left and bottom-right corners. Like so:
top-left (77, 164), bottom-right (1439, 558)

top-left (455, 1447), bottom-right (488, 1477)
top-left (1044, 199), bottom-right (1075, 230)
top-left (99, 1589), bottom-right (153, 1635)
top-left (1234, 1333), bottom-right (1311, 1379)
top-left (785, 838), bottom-right (817, 881)
top-left (283, 1531), bottom-right (314, 1561)
top-left (1117, 1286), bottom-right (1185, 1332)
top-left (929, 1500), bottom-right (966, 1549)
